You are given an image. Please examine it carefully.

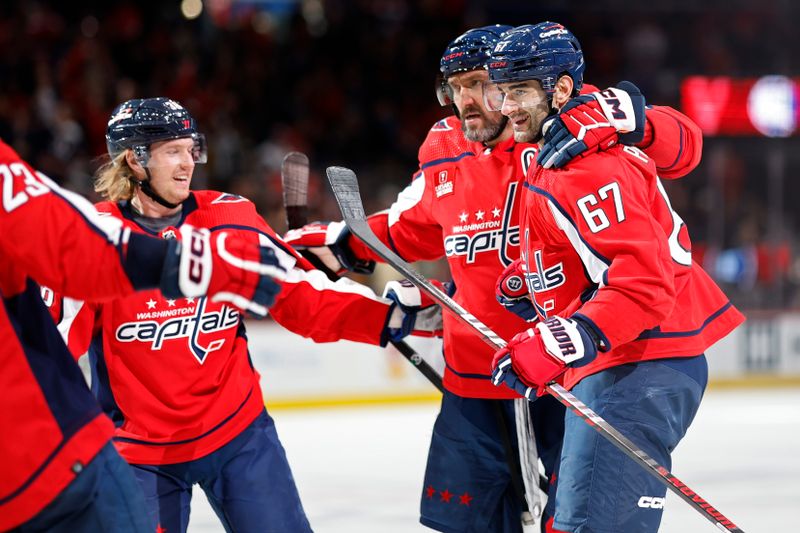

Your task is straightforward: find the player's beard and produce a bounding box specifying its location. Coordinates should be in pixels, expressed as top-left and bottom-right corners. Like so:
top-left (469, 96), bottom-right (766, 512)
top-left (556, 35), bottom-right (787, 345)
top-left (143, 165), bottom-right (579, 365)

top-left (511, 101), bottom-right (552, 144)
top-left (461, 107), bottom-right (508, 143)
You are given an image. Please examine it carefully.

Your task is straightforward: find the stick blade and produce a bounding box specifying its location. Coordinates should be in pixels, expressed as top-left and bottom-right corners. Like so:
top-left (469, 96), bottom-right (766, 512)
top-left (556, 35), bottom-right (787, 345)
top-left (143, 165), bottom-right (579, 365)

top-left (281, 152), bottom-right (310, 229)
top-left (281, 152), bottom-right (309, 208)
top-left (326, 166), bottom-right (366, 222)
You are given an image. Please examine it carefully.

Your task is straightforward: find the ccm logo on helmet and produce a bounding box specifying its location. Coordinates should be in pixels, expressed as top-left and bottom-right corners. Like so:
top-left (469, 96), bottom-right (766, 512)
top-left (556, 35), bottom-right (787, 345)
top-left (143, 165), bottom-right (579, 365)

top-left (189, 231), bottom-right (206, 284)
top-left (637, 496), bottom-right (665, 509)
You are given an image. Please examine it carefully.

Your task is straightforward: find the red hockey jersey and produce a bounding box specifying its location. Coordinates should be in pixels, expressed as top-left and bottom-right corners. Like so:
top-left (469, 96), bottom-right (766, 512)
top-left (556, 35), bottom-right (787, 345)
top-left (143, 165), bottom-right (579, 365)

top-left (347, 105), bottom-right (704, 399)
top-left (58, 191), bottom-right (392, 465)
top-left (519, 145), bottom-right (744, 389)
top-left (0, 139), bottom-right (161, 530)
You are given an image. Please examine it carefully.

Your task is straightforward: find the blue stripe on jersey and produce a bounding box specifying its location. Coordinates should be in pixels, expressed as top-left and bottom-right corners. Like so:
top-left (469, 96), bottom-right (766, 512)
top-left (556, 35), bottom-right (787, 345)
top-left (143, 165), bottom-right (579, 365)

top-left (3, 279), bottom-right (102, 430)
top-left (89, 333), bottom-right (126, 428)
top-left (572, 311), bottom-right (612, 352)
top-left (522, 182), bottom-right (612, 266)
top-left (0, 430), bottom-right (70, 506)
top-left (46, 181), bottom-right (120, 245)
top-left (420, 151), bottom-right (475, 170)
top-left (208, 224), bottom-right (294, 258)
top-left (444, 360), bottom-right (491, 381)
top-left (0, 279), bottom-right (103, 505)
top-left (112, 385), bottom-right (256, 446)
top-left (658, 115), bottom-right (685, 172)
top-left (385, 226), bottom-right (409, 261)
top-left (636, 302), bottom-right (733, 340)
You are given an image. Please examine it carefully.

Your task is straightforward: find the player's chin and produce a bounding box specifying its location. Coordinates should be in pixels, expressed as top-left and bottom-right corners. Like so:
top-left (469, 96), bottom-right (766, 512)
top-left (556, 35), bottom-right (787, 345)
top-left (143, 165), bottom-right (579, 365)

top-left (512, 128), bottom-right (537, 143)
top-left (169, 187), bottom-right (192, 203)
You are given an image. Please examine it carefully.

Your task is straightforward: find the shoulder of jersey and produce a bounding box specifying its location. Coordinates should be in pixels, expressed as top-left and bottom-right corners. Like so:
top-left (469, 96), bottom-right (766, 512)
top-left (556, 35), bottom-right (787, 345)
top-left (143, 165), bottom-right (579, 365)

top-left (418, 116), bottom-right (477, 170)
top-left (94, 200), bottom-right (121, 216)
top-left (193, 190), bottom-right (254, 207)
top-left (553, 146), bottom-right (656, 192)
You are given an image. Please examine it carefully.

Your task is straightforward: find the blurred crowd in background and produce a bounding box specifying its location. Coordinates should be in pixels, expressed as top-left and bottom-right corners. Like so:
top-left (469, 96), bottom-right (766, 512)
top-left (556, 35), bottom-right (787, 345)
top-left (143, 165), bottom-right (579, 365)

top-left (1, 0), bottom-right (797, 309)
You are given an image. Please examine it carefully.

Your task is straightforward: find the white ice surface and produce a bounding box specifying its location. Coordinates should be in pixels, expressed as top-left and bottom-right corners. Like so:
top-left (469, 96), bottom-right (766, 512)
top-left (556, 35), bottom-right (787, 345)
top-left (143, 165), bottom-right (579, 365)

top-left (186, 388), bottom-right (800, 533)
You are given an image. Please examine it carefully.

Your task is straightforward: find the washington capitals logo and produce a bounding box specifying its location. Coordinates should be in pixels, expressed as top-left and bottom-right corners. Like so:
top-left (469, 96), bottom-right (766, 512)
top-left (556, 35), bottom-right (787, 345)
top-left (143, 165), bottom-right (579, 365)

top-left (431, 118), bottom-right (454, 132)
top-left (115, 298), bottom-right (239, 364)
top-left (444, 182), bottom-right (519, 266)
top-left (211, 193), bottom-right (248, 204)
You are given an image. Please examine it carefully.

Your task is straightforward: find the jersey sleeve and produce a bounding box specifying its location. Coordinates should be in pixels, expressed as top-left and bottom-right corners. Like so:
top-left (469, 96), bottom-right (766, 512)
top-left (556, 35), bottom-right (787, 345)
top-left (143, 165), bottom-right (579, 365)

top-left (549, 150), bottom-right (677, 349)
top-left (0, 151), bottom-right (167, 300)
top-left (640, 105), bottom-right (703, 180)
top-left (348, 174), bottom-right (445, 263)
top-left (348, 117), bottom-right (471, 264)
top-left (268, 266), bottom-right (392, 346)
top-left (215, 203), bottom-right (394, 347)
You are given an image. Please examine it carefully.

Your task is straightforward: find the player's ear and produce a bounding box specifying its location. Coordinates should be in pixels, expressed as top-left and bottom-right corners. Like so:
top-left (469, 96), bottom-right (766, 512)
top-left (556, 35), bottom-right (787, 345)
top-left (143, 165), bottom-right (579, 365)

top-left (552, 75), bottom-right (574, 110)
top-left (125, 149), bottom-right (144, 175)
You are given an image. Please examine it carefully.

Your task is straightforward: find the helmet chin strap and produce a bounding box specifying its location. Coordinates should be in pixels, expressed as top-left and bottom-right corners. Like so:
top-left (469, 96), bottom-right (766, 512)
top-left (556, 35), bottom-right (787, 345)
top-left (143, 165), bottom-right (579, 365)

top-left (136, 168), bottom-right (181, 210)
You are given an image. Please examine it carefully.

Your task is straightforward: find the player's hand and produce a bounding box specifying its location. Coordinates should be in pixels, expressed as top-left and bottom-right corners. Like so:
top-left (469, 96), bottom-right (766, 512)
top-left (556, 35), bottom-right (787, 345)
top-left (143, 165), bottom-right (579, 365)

top-left (538, 81), bottom-right (646, 169)
top-left (383, 279), bottom-right (446, 342)
top-left (491, 316), bottom-right (597, 398)
top-left (283, 221), bottom-right (375, 275)
top-left (161, 225), bottom-right (288, 317)
top-left (496, 258), bottom-right (538, 321)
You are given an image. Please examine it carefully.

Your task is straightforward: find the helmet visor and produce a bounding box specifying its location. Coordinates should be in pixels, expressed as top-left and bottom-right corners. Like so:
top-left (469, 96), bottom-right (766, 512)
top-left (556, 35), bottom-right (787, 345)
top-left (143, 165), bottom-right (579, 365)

top-left (134, 134), bottom-right (208, 168)
top-left (483, 81), bottom-right (548, 113)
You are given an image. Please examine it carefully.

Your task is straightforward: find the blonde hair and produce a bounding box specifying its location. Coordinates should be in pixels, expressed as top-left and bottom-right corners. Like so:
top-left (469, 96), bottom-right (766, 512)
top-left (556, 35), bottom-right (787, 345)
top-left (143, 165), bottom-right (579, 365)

top-left (94, 151), bottom-right (140, 202)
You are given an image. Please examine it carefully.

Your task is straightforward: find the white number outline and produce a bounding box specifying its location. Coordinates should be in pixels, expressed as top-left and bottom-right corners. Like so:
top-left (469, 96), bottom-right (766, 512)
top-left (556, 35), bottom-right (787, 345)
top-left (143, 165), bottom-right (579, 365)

top-left (656, 179), bottom-right (692, 266)
top-left (1, 162), bottom-right (49, 212)
top-left (576, 182), bottom-right (625, 233)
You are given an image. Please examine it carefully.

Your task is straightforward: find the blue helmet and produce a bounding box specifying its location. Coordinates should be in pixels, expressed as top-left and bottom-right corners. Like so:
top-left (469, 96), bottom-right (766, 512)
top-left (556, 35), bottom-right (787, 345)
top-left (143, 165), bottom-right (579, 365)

top-left (437, 24), bottom-right (513, 106)
top-left (105, 97), bottom-right (207, 165)
top-left (488, 22), bottom-right (584, 94)
top-left (440, 24), bottom-right (514, 78)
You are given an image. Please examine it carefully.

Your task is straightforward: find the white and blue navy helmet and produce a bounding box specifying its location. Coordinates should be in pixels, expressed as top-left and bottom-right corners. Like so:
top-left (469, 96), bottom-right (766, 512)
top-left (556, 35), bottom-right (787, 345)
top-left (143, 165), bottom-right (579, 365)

top-left (105, 97), bottom-right (207, 165)
top-left (436, 24), bottom-right (513, 106)
top-left (488, 22), bottom-right (585, 94)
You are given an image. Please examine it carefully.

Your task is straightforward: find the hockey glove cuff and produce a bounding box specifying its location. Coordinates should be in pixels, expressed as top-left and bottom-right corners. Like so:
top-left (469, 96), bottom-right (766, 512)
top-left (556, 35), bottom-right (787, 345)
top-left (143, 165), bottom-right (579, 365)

top-left (161, 225), bottom-right (287, 317)
top-left (538, 81), bottom-right (646, 169)
top-left (383, 279), bottom-right (446, 342)
top-left (491, 316), bottom-right (598, 398)
top-left (284, 221), bottom-right (375, 275)
top-left (495, 258), bottom-right (538, 322)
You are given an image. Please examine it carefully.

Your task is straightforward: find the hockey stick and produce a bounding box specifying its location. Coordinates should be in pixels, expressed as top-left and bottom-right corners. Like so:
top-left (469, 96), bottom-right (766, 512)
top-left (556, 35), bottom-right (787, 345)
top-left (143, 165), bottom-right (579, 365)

top-left (280, 152), bottom-right (444, 393)
top-left (325, 168), bottom-right (544, 530)
top-left (326, 165), bottom-right (746, 533)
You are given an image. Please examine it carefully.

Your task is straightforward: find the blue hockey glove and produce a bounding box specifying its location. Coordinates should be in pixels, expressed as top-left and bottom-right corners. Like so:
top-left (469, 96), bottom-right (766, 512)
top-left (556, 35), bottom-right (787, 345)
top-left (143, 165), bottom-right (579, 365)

top-left (383, 279), bottom-right (446, 342)
top-left (538, 81), bottom-right (647, 169)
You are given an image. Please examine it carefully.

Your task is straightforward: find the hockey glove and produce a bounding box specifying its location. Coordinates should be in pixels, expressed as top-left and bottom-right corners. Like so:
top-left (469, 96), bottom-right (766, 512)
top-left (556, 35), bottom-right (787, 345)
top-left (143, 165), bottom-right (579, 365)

top-left (538, 81), bottom-right (646, 169)
top-left (161, 225), bottom-right (287, 317)
top-left (491, 316), bottom-right (598, 399)
top-left (383, 279), bottom-right (447, 342)
top-left (495, 258), bottom-right (538, 321)
top-left (283, 221), bottom-right (375, 275)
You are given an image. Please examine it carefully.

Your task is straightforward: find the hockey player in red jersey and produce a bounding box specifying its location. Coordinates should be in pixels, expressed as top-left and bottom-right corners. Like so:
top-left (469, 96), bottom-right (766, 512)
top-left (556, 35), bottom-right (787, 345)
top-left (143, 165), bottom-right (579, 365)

top-left (0, 138), bottom-right (286, 531)
top-left (487, 23), bottom-right (744, 533)
top-left (286, 24), bottom-right (706, 533)
top-left (51, 98), bottom-right (407, 533)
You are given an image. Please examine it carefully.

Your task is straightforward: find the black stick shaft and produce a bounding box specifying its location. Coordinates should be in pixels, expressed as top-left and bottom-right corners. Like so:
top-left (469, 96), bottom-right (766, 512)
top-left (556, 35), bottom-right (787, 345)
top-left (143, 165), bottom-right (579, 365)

top-left (280, 153), bottom-right (444, 392)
